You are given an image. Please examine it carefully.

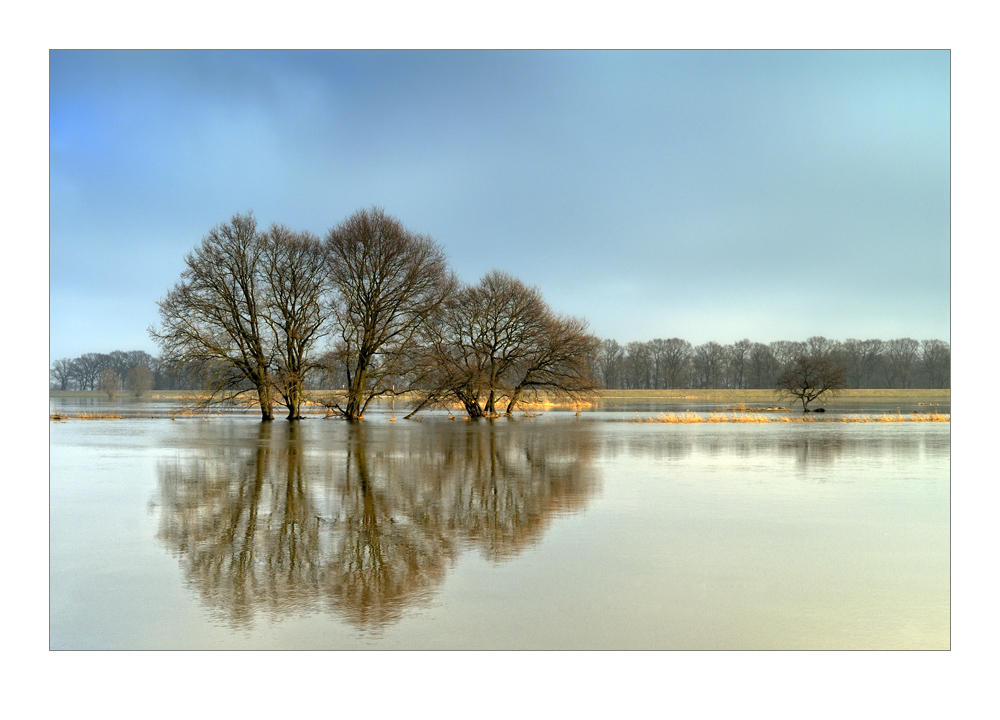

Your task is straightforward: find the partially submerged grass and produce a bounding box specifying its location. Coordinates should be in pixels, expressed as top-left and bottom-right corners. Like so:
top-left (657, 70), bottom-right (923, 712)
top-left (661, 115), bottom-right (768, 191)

top-left (626, 411), bottom-right (950, 424)
top-left (50, 411), bottom-right (126, 421)
top-left (627, 412), bottom-right (777, 424)
top-left (50, 408), bottom-right (225, 421)
top-left (840, 412), bottom-right (950, 423)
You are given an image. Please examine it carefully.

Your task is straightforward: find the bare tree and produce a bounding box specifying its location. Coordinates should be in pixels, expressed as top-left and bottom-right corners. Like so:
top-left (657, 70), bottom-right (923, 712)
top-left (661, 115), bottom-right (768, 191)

top-left (50, 358), bottom-right (75, 390)
top-left (769, 340), bottom-right (807, 370)
top-left (407, 271), bottom-right (596, 418)
top-left (882, 337), bottom-right (921, 389)
top-left (804, 336), bottom-right (840, 359)
top-left (150, 212), bottom-right (278, 420)
top-left (504, 314), bottom-right (600, 414)
top-left (659, 338), bottom-right (692, 389)
top-left (126, 365), bottom-right (154, 397)
top-left (921, 339), bottom-right (950, 389)
top-left (596, 339), bottom-right (624, 389)
top-left (647, 339), bottom-right (669, 389)
top-left (99, 368), bottom-right (120, 400)
top-left (261, 225), bottom-right (329, 419)
top-left (71, 353), bottom-right (108, 391)
top-left (726, 338), bottom-right (753, 389)
top-left (323, 207), bottom-right (451, 421)
top-left (840, 338), bottom-right (883, 389)
top-left (692, 341), bottom-right (726, 388)
top-left (125, 350), bottom-right (158, 376)
top-left (623, 341), bottom-right (653, 389)
top-left (747, 342), bottom-right (778, 388)
top-left (411, 271), bottom-right (546, 418)
top-left (776, 354), bottom-right (847, 411)
top-left (107, 350), bottom-right (133, 386)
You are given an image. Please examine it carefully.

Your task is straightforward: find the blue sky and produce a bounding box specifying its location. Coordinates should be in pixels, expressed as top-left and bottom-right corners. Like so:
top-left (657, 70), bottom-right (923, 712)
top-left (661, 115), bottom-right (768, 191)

top-left (49, 50), bottom-right (950, 360)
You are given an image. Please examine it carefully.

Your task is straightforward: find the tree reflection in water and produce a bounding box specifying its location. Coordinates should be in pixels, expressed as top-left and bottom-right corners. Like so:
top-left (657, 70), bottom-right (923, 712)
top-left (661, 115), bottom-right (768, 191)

top-left (156, 420), bottom-right (601, 629)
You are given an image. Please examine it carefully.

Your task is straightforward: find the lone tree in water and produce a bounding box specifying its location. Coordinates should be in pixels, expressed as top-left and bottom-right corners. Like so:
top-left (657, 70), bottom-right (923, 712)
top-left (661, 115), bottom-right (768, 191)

top-left (323, 207), bottom-right (451, 422)
top-left (126, 365), bottom-right (154, 398)
top-left (99, 368), bottom-right (120, 400)
top-left (776, 354), bottom-right (847, 411)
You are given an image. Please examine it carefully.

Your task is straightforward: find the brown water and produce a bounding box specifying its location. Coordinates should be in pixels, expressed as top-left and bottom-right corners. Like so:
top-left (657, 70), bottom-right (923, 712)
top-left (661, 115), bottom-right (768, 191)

top-left (49, 404), bottom-right (949, 649)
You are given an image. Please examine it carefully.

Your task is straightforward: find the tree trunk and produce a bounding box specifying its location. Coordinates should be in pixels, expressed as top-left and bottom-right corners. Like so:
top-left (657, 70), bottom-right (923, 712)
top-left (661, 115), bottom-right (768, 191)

top-left (505, 386), bottom-right (524, 415)
top-left (257, 381), bottom-right (275, 421)
top-left (461, 393), bottom-right (485, 418)
top-left (285, 383), bottom-right (302, 420)
top-left (345, 365), bottom-right (366, 421)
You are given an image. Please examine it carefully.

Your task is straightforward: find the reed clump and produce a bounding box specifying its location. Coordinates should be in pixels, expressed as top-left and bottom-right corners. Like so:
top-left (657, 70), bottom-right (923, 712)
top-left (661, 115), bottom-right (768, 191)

top-left (51, 411), bottom-right (127, 420)
top-left (839, 412), bottom-right (950, 423)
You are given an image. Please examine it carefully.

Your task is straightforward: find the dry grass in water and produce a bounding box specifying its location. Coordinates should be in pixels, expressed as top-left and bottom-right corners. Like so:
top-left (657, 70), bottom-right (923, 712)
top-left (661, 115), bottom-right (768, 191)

top-left (840, 412), bottom-right (950, 423)
top-left (50, 408), bottom-right (226, 421)
top-left (626, 411), bottom-right (950, 424)
top-left (50, 411), bottom-right (126, 421)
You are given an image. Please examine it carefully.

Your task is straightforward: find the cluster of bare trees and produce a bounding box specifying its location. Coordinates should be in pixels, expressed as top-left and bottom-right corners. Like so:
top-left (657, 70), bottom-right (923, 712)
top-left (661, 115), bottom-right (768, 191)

top-left (405, 270), bottom-right (600, 418)
top-left (147, 208), bottom-right (599, 421)
top-left (596, 336), bottom-right (949, 390)
top-left (50, 350), bottom-right (160, 397)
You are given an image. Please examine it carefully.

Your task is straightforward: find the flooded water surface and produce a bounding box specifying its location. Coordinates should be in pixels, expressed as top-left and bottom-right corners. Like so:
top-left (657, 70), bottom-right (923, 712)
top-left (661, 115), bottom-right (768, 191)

top-left (50, 403), bottom-right (949, 649)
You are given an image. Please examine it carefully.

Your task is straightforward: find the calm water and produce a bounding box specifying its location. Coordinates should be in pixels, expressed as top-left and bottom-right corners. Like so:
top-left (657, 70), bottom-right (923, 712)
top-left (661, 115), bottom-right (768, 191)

top-left (50, 401), bottom-right (949, 649)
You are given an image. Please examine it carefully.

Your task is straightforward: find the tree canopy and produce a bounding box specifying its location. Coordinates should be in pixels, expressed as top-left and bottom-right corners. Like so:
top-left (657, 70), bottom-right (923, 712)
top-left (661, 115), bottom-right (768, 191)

top-left (775, 354), bottom-right (848, 411)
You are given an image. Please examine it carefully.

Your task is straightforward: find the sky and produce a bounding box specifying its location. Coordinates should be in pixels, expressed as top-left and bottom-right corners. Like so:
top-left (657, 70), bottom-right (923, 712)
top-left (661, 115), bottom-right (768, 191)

top-left (49, 50), bottom-right (951, 361)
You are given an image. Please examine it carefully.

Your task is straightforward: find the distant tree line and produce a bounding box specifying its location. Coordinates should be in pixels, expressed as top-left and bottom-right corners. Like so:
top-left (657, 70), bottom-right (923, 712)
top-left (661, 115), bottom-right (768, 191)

top-left (595, 336), bottom-right (950, 390)
top-left (49, 349), bottom-right (186, 395)
top-left (53, 333), bottom-right (949, 400)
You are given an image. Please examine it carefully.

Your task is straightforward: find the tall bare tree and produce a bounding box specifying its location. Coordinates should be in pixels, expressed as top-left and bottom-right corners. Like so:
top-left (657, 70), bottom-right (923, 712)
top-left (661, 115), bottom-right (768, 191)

top-left (726, 338), bottom-right (753, 389)
top-left (261, 225), bottom-right (329, 419)
top-left (840, 338), bottom-right (883, 389)
top-left (921, 339), bottom-right (950, 389)
top-left (597, 339), bottom-right (624, 389)
top-left (748, 342), bottom-right (778, 389)
top-left (882, 337), bottom-right (921, 389)
top-left (659, 338), bottom-right (692, 389)
top-left (323, 207), bottom-right (451, 421)
top-left (693, 341), bottom-right (727, 388)
top-left (623, 341), bottom-right (653, 389)
top-left (150, 212), bottom-right (278, 420)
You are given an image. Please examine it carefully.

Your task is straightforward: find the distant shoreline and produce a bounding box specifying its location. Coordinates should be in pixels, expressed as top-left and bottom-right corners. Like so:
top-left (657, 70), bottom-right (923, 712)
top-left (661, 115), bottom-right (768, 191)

top-left (49, 388), bottom-right (950, 403)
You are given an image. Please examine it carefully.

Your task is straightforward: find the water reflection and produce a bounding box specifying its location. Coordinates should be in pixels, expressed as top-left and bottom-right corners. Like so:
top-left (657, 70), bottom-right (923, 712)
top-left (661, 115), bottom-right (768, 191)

top-left (156, 421), bottom-right (601, 629)
top-left (604, 424), bottom-right (947, 470)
